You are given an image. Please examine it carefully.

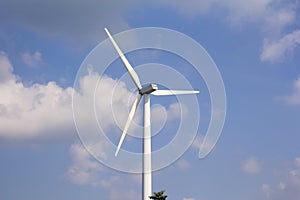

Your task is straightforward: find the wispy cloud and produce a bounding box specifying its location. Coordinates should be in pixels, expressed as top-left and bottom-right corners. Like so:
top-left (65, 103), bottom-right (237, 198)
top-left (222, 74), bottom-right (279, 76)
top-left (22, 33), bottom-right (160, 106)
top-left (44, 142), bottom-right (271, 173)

top-left (21, 51), bottom-right (43, 68)
top-left (191, 135), bottom-right (217, 156)
top-left (222, 0), bottom-right (272, 24)
top-left (155, 0), bottom-right (272, 22)
top-left (150, 102), bottom-right (187, 135)
top-left (67, 142), bottom-right (106, 186)
top-left (154, 0), bottom-right (272, 23)
top-left (295, 157), bottom-right (300, 167)
top-left (154, 0), bottom-right (300, 63)
top-left (67, 142), bottom-right (140, 200)
top-left (259, 2), bottom-right (299, 62)
top-left (0, 52), bottom-right (15, 82)
top-left (241, 157), bottom-right (262, 174)
top-left (263, 4), bottom-right (297, 35)
top-left (262, 157), bottom-right (300, 200)
top-left (261, 30), bottom-right (300, 62)
top-left (176, 159), bottom-right (190, 170)
top-left (262, 183), bottom-right (272, 199)
top-left (282, 75), bottom-right (300, 105)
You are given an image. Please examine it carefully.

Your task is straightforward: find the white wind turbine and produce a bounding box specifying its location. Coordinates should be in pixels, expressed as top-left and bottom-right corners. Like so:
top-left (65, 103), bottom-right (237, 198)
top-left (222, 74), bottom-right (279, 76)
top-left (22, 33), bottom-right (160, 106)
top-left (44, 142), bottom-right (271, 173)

top-left (104, 28), bottom-right (199, 200)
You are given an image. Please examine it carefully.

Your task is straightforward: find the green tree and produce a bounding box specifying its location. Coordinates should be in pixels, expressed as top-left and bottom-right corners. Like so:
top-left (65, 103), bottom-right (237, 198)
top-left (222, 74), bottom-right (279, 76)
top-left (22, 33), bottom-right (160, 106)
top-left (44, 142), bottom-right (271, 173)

top-left (149, 190), bottom-right (168, 200)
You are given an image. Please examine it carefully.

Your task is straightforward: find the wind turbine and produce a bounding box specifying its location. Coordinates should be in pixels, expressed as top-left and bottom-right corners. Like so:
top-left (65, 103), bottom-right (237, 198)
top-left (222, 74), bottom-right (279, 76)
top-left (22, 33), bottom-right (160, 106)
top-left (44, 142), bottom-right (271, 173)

top-left (104, 28), bottom-right (199, 200)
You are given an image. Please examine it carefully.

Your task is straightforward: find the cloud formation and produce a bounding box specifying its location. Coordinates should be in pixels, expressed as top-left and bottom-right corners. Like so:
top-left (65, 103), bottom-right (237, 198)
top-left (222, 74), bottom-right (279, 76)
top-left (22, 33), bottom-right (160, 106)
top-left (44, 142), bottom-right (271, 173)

top-left (156, 0), bottom-right (272, 22)
top-left (282, 76), bottom-right (300, 105)
top-left (262, 157), bottom-right (300, 200)
top-left (241, 157), bottom-right (262, 174)
top-left (262, 183), bottom-right (272, 199)
top-left (0, 51), bottom-right (74, 140)
top-left (0, 52), bottom-right (15, 82)
top-left (259, 2), bottom-right (299, 62)
top-left (67, 142), bottom-right (115, 187)
top-left (0, 52), bottom-right (134, 141)
top-left (261, 30), bottom-right (300, 62)
top-left (67, 142), bottom-right (140, 200)
top-left (0, 50), bottom-right (188, 145)
top-left (155, 0), bottom-right (299, 63)
top-left (21, 51), bottom-right (43, 68)
top-left (155, 0), bottom-right (272, 22)
top-left (176, 158), bottom-right (190, 170)
top-left (0, 52), bottom-right (135, 142)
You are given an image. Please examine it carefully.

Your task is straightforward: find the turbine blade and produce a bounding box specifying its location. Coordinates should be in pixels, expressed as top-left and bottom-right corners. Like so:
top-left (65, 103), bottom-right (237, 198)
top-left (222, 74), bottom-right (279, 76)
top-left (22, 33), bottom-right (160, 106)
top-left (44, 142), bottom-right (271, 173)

top-left (152, 90), bottom-right (199, 96)
top-left (104, 28), bottom-right (142, 90)
top-left (115, 93), bottom-right (142, 156)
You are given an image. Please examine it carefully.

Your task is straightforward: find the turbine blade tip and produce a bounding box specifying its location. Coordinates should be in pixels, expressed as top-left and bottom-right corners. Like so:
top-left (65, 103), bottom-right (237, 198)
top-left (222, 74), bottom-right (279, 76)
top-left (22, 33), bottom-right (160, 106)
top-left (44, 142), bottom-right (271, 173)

top-left (104, 28), bottom-right (109, 34)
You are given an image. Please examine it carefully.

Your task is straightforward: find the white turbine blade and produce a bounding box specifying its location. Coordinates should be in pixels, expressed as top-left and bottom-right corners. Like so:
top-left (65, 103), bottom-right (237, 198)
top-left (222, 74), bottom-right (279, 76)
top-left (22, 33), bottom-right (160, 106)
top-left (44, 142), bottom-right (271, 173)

top-left (152, 90), bottom-right (199, 96)
top-left (104, 28), bottom-right (142, 90)
top-left (115, 93), bottom-right (142, 156)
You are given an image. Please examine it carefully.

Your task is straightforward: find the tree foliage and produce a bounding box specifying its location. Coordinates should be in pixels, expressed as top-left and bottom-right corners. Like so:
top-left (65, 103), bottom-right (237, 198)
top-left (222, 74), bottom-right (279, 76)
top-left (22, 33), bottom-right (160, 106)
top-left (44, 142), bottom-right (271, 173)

top-left (149, 190), bottom-right (168, 200)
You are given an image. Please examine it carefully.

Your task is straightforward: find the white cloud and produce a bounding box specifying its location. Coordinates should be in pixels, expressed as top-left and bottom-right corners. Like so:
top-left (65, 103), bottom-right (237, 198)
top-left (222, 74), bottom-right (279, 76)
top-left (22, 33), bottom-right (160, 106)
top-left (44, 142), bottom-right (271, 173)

top-left (0, 52), bottom-right (15, 82)
top-left (278, 182), bottom-right (286, 190)
top-left (151, 102), bottom-right (188, 122)
top-left (261, 30), bottom-right (300, 62)
top-left (241, 157), bottom-right (262, 174)
top-left (67, 142), bottom-right (105, 186)
top-left (220, 1), bottom-right (300, 63)
top-left (67, 142), bottom-right (140, 200)
top-left (295, 157), bottom-right (300, 167)
top-left (259, 2), bottom-right (299, 62)
top-left (73, 68), bottom-right (140, 150)
top-left (93, 73), bottom-right (135, 132)
top-left (150, 104), bottom-right (167, 135)
top-left (223, 0), bottom-right (272, 24)
top-left (1, 50), bottom-right (186, 148)
top-left (191, 135), bottom-right (203, 149)
top-left (21, 51), bottom-right (43, 67)
top-left (176, 159), bottom-right (190, 170)
top-left (282, 76), bottom-right (300, 105)
top-left (155, 0), bottom-right (214, 18)
top-left (191, 135), bottom-right (216, 156)
top-left (0, 52), bottom-right (74, 140)
top-left (2, 50), bottom-right (143, 198)
top-left (264, 5), bottom-right (297, 35)
top-left (155, 0), bottom-right (272, 22)
top-left (67, 142), bottom-right (121, 188)
top-left (183, 198), bottom-right (196, 200)
top-left (156, 0), bottom-right (298, 32)
top-left (263, 157), bottom-right (300, 200)
top-left (140, 101), bottom-right (188, 138)
top-left (154, 0), bottom-right (299, 63)
top-left (262, 184), bottom-right (272, 198)
top-left (0, 52), bottom-right (137, 142)
top-left (167, 102), bottom-right (188, 120)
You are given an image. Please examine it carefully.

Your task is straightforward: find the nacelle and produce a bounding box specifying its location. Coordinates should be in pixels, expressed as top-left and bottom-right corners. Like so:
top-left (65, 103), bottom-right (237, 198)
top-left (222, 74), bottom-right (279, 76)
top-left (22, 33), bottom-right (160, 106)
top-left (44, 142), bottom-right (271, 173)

top-left (139, 84), bottom-right (158, 94)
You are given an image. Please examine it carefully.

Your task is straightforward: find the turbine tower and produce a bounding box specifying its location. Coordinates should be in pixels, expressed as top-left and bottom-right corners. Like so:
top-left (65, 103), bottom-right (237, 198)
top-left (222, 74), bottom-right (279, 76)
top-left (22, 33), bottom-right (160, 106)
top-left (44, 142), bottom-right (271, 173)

top-left (104, 28), bottom-right (199, 200)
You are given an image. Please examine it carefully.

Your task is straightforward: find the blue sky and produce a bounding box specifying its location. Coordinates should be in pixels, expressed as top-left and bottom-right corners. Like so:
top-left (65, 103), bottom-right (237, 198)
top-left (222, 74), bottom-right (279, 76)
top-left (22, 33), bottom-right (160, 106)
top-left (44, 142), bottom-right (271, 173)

top-left (0, 1), bottom-right (300, 200)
